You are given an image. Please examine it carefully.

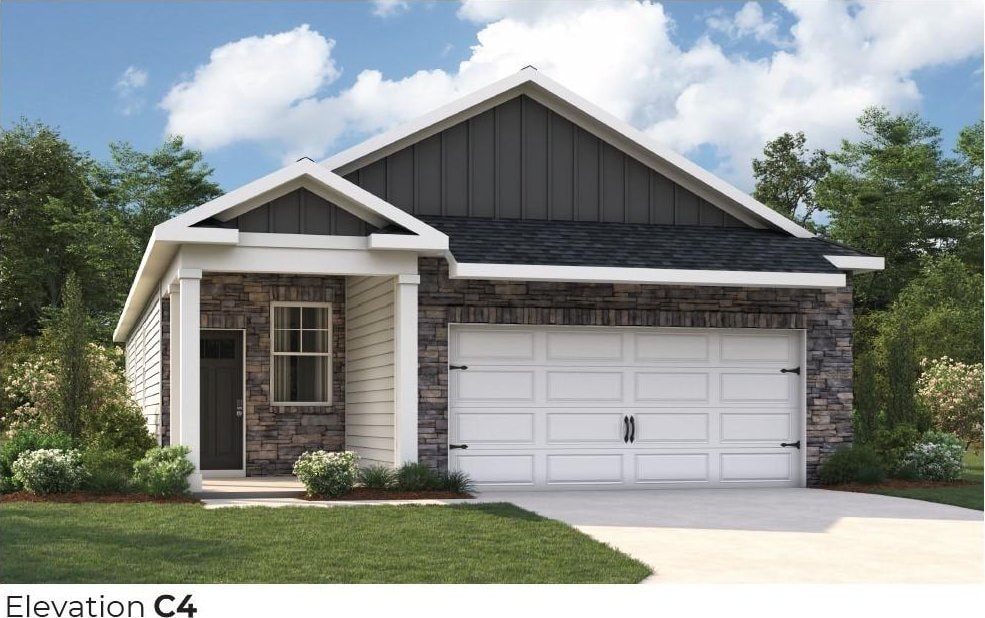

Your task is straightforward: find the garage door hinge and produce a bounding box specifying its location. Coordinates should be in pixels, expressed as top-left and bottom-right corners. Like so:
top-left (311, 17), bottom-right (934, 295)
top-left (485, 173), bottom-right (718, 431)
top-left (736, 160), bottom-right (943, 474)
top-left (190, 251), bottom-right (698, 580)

top-left (780, 366), bottom-right (801, 375)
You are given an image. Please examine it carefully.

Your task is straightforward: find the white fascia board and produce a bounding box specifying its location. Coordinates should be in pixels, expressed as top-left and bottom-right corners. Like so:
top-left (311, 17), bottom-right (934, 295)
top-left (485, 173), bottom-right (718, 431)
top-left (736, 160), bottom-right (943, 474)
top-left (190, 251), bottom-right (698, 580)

top-left (368, 233), bottom-right (449, 251)
top-left (113, 230), bottom-right (177, 342)
top-left (321, 68), bottom-right (813, 239)
top-left (448, 260), bottom-right (846, 289)
top-left (178, 245), bottom-right (420, 277)
top-left (154, 226), bottom-right (239, 245)
top-left (237, 233), bottom-right (368, 250)
top-left (825, 255), bottom-right (885, 273)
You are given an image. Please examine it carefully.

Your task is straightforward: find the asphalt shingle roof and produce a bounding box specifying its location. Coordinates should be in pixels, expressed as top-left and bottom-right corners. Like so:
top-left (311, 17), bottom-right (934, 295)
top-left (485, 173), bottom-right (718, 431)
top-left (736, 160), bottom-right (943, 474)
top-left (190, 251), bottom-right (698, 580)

top-left (417, 216), bottom-right (870, 273)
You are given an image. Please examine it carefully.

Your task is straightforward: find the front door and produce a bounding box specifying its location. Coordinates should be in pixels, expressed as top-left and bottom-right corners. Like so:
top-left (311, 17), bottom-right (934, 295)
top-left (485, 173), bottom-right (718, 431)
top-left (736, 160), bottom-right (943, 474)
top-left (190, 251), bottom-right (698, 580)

top-left (200, 331), bottom-right (244, 470)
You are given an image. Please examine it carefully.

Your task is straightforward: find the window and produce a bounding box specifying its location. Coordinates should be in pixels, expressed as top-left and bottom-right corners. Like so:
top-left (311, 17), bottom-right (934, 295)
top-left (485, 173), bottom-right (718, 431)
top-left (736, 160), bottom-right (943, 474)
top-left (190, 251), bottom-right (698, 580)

top-left (272, 303), bottom-right (332, 404)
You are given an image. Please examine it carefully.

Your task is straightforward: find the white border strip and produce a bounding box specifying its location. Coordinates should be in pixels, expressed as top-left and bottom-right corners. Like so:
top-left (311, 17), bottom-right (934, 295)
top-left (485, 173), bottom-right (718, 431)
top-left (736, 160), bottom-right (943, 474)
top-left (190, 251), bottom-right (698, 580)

top-left (824, 255), bottom-right (885, 273)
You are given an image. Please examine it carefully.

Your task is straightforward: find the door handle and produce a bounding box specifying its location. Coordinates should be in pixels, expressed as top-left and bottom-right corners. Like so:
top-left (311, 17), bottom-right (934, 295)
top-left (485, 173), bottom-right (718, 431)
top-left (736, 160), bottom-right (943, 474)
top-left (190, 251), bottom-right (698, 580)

top-left (449, 444), bottom-right (469, 450)
top-left (623, 416), bottom-right (630, 443)
top-left (630, 416), bottom-right (636, 443)
top-left (235, 399), bottom-right (243, 418)
top-left (780, 440), bottom-right (801, 449)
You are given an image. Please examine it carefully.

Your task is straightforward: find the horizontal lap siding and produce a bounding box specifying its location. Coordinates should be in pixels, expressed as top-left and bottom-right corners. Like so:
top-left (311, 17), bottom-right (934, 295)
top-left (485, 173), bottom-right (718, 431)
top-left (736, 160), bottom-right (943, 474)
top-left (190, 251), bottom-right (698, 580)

top-left (125, 295), bottom-right (163, 441)
top-left (346, 276), bottom-right (396, 467)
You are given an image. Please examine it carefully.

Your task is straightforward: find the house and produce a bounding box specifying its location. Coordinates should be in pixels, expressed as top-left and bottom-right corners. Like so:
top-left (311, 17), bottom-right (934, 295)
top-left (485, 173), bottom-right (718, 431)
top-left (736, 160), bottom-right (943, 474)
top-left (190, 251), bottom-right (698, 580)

top-left (115, 68), bottom-right (882, 492)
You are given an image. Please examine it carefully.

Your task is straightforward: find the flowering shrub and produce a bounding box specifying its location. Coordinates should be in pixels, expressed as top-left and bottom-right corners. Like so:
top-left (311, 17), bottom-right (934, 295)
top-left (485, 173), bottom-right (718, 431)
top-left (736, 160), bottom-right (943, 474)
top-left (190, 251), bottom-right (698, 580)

top-left (916, 357), bottom-right (984, 448)
top-left (294, 450), bottom-right (359, 497)
top-left (11, 448), bottom-right (85, 494)
top-left (131, 446), bottom-right (196, 497)
top-left (901, 431), bottom-right (965, 481)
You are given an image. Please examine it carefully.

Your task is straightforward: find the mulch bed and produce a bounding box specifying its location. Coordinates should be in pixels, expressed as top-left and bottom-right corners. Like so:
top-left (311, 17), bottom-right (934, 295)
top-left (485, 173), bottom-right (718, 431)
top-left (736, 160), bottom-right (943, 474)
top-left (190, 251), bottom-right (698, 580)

top-left (826, 479), bottom-right (978, 492)
top-left (0, 491), bottom-right (201, 504)
top-left (301, 488), bottom-right (473, 501)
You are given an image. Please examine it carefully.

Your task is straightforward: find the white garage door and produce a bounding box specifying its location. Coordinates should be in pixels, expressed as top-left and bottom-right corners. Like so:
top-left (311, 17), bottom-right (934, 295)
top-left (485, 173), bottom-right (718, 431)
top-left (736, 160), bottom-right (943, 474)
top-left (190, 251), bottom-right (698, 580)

top-left (448, 326), bottom-right (805, 489)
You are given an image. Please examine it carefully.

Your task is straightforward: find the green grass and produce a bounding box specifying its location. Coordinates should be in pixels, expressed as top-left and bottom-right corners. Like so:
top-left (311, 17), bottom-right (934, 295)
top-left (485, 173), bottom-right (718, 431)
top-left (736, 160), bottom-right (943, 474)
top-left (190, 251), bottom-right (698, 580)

top-left (864, 451), bottom-right (984, 511)
top-left (0, 502), bottom-right (651, 583)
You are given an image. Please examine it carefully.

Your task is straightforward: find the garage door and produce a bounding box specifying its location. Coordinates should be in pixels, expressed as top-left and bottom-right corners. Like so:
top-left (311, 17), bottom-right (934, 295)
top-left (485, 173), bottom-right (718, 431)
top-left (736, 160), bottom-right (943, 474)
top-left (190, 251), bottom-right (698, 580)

top-left (448, 326), bottom-right (804, 489)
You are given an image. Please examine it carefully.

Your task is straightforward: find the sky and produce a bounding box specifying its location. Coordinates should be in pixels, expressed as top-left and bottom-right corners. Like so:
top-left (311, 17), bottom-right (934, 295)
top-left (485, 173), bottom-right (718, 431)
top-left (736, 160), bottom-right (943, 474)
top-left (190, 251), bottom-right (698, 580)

top-left (1, 0), bottom-right (983, 192)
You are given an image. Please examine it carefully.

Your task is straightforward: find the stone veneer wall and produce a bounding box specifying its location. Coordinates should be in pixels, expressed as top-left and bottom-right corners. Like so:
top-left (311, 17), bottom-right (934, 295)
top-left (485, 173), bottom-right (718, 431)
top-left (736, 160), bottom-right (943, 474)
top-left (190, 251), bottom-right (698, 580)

top-left (417, 257), bottom-right (854, 485)
top-left (161, 273), bottom-right (346, 475)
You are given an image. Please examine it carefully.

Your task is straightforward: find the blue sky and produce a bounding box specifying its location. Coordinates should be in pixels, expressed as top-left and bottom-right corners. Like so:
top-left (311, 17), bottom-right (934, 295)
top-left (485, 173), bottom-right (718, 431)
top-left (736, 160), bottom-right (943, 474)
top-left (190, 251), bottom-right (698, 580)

top-left (2, 1), bottom-right (982, 191)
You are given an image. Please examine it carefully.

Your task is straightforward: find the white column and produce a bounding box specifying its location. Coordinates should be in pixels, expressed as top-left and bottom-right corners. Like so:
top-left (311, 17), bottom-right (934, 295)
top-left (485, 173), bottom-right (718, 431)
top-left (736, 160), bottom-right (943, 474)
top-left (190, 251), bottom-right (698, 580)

top-left (168, 283), bottom-right (181, 448)
top-left (177, 268), bottom-right (203, 491)
top-left (393, 274), bottom-right (420, 467)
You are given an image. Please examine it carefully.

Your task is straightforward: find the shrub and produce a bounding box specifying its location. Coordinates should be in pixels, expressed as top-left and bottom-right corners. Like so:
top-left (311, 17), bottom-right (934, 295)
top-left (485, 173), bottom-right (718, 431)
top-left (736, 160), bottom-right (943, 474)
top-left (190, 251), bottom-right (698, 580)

top-left (11, 448), bottom-right (85, 494)
top-left (916, 357), bottom-right (984, 448)
top-left (81, 447), bottom-right (134, 492)
top-left (438, 470), bottom-right (475, 494)
top-left (819, 445), bottom-right (886, 485)
top-left (902, 431), bottom-right (965, 481)
top-left (395, 461), bottom-right (441, 491)
top-left (873, 425), bottom-right (921, 474)
top-left (0, 428), bottom-right (74, 489)
top-left (82, 402), bottom-right (155, 464)
top-left (131, 446), bottom-right (196, 497)
top-left (293, 450), bottom-right (358, 497)
top-left (358, 464), bottom-right (396, 490)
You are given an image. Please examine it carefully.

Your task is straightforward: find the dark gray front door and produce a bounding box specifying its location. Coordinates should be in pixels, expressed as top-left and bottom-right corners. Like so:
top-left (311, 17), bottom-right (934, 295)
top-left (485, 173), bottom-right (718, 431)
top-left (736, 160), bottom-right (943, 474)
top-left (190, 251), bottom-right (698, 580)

top-left (200, 331), bottom-right (243, 470)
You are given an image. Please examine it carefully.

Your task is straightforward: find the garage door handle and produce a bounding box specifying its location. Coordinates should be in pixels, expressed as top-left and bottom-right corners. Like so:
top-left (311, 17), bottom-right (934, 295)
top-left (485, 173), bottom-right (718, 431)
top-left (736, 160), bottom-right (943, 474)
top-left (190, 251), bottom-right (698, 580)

top-left (780, 367), bottom-right (801, 375)
top-left (629, 416), bottom-right (636, 443)
top-left (449, 444), bottom-right (469, 450)
top-left (623, 416), bottom-right (630, 443)
top-left (450, 365), bottom-right (469, 370)
top-left (780, 441), bottom-right (801, 449)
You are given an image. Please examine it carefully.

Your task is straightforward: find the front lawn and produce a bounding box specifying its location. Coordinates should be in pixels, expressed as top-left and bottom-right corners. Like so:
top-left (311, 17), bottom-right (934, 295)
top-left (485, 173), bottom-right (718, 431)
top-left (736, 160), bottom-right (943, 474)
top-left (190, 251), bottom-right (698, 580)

top-left (0, 502), bottom-right (651, 583)
top-left (859, 451), bottom-right (984, 511)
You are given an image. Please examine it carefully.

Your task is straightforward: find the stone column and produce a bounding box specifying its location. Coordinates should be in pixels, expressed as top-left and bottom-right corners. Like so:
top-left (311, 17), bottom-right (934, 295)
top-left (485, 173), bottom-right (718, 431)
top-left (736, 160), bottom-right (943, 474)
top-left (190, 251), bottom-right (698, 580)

top-left (393, 274), bottom-right (420, 466)
top-left (177, 269), bottom-right (203, 491)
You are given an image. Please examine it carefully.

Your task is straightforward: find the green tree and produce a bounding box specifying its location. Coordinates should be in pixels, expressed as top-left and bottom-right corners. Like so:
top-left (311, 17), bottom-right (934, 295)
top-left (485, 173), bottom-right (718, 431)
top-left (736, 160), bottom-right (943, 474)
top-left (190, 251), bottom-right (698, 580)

top-left (92, 136), bottom-right (222, 275)
top-left (45, 273), bottom-right (92, 439)
top-left (817, 108), bottom-right (975, 311)
top-left (953, 120), bottom-right (984, 271)
top-left (0, 120), bottom-right (131, 340)
top-left (752, 131), bottom-right (830, 231)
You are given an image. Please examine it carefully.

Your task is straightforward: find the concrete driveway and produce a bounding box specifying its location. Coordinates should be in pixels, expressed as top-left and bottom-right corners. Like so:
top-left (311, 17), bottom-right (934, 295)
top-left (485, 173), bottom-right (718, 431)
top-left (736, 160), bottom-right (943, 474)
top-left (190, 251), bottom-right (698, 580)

top-left (476, 488), bottom-right (984, 583)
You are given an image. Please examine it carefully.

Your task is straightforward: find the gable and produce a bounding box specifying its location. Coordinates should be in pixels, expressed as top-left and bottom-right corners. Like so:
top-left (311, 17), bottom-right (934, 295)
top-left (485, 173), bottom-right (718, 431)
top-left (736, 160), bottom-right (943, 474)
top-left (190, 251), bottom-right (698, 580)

top-left (341, 95), bottom-right (747, 228)
top-left (196, 188), bottom-right (380, 236)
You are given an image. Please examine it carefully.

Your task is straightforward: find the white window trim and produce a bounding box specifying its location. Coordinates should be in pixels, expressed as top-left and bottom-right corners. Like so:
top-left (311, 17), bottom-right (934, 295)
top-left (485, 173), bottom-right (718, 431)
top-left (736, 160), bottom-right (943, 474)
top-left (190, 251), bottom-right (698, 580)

top-left (270, 301), bottom-right (333, 406)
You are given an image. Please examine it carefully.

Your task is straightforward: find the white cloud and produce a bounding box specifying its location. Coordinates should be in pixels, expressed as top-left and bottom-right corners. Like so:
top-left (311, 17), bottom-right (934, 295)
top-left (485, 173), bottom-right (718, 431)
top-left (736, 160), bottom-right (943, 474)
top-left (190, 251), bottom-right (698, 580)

top-left (114, 66), bottom-right (148, 116)
top-left (159, 1), bottom-right (985, 186)
top-left (372, 0), bottom-right (409, 18)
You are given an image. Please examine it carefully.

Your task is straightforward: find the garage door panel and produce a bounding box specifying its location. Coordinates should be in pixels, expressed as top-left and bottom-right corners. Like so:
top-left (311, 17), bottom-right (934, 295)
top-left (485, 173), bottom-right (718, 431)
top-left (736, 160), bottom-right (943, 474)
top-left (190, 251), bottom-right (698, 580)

top-left (635, 333), bottom-right (709, 362)
top-left (546, 371), bottom-right (622, 402)
top-left (457, 370), bottom-right (535, 402)
top-left (547, 412), bottom-right (624, 444)
top-left (635, 453), bottom-right (709, 483)
top-left (547, 332), bottom-right (623, 361)
top-left (635, 372), bottom-right (709, 402)
top-left (455, 330), bottom-right (534, 361)
top-left (720, 452), bottom-right (792, 482)
top-left (449, 326), bottom-right (803, 490)
top-left (720, 412), bottom-right (790, 442)
top-left (720, 372), bottom-right (790, 403)
top-left (456, 412), bottom-right (535, 444)
top-left (633, 412), bottom-right (709, 443)
top-left (455, 454), bottom-right (535, 485)
top-left (547, 454), bottom-right (623, 484)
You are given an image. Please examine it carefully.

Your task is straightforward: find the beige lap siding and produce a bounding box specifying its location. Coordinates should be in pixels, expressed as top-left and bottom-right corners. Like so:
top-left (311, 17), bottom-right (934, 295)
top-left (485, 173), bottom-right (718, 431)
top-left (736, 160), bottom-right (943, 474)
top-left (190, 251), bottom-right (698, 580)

top-left (416, 257), bottom-right (854, 486)
top-left (345, 276), bottom-right (396, 467)
top-left (124, 295), bottom-right (163, 442)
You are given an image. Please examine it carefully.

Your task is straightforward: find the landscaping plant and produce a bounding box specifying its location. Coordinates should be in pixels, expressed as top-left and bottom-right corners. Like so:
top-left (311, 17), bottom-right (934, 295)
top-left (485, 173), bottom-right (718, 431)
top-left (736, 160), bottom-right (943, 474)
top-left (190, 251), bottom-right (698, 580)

top-left (916, 357), bottom-right (984, 449)
top-left (81, 447), bottom-right (135, 492)
top-left (395, 461), bottom-right (441, 491)
top-left (819, 444), bottom-right (886, 485)
top-left (872, 424), bottom-right (921, 475)
top-left (11, 448), bottom-right (85, 494)
top-left (294, 450), bottom-right (359, 497)
top-left (131, 446), bottom-right (196, 497)
top-left (901, 431), bottom-right (965, 482)
top-left (439, 470), bottom-right (476, 494)
top-left (0, 428), bottom-right (74, 491)
top-left (357, 464), bottom-right (396, 490)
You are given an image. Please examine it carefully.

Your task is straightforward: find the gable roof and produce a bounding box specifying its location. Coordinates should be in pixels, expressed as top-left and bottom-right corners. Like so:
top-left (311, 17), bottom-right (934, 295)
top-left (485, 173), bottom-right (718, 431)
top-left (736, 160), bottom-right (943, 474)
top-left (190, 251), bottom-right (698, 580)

top-left (322, 67), bottom-right (815, 239)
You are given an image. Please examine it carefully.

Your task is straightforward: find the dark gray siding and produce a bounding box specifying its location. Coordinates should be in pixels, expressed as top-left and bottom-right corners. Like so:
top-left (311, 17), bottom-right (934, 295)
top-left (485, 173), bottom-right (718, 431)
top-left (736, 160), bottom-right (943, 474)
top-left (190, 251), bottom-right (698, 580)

top-left (341, 95), bottom-right (747, 228)
top-left (232, 189), bottom-right (376, 235)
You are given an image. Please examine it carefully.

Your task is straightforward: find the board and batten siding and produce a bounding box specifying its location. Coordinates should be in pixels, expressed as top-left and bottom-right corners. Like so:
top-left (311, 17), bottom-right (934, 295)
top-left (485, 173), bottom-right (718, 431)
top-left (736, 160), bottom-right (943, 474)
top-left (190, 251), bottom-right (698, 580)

top-left (345, 276), bottom-right (396, 466)
top-left (124, 294), bottom-right (163, 440)
top-left (342, 95), bottom-right (747, 228)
